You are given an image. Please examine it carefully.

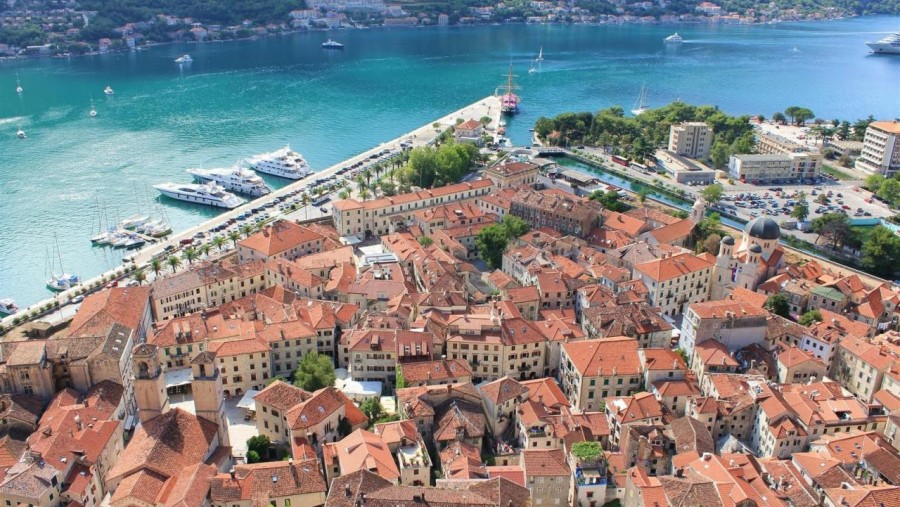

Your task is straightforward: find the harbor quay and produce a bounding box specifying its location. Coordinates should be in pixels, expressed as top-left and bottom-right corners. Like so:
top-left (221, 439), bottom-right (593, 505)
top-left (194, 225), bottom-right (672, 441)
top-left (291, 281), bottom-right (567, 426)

top-left (1, 95), bottom-right (501, 328)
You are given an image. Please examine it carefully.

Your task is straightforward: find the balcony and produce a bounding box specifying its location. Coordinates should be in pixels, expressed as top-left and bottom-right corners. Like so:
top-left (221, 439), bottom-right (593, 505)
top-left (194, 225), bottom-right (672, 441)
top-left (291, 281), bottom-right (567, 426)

top-left (574, 468), bottom-right (607, 487)
top-left (527, 427), bottom-right (547, 438)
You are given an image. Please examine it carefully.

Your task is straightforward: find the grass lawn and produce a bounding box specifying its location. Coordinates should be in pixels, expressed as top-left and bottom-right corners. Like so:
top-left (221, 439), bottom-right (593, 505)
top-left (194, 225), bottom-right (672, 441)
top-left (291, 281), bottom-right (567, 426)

top-left (822, 164), bottom-right (854, 180)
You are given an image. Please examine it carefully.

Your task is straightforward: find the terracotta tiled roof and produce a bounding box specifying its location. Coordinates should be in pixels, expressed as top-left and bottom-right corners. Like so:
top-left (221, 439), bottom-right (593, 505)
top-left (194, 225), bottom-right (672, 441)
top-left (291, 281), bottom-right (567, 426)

top-left (519, 378), bottom-right (569, 409)
top-left (440, 441), bottom-right (486, 480)
top-left (401, 359), bottom-right (472, 384)
top-left (478, 377), bottom-right (527, 405)
top-left (486, 161), bottom-right (537, 176)
top-left (521, 449), bottom-right (569, 477)
top-left (253, 381), bottom-right (312, 412)
top-left (695, 340), bottom-right (739, 368)
top-left (648, 218), bottom-right (694, 244)
top-left (325, 429), bottom-right (399, 481)
top-left (634, 252), bottom-right (712, 282)
top-left (606, 392), bottom-right (663, 424)
top-left (485, 466), bottom-right (525, 487)
top-left (286, 387), bottom-right (361, 431)
top-left (67, 286), bottom-right (150, 338)
top-left (689, 299), bottom-right (769, 320)
top-left (642, 348), bottom-right (687, 371)
top-left (777, 346), bottom-right (821, 368)
top-left (238, 221), bottom-right (324, 257)
top-left (107, 408), bottom-right (219, 485)
top-left (602, 211), bottom-right (648, 236)
top-left (209, 459), bottom-right (325, 502)
top-left (434, 400), bottom-right (485, 443)
top-left (561, 337), bottom-right (641, 377)
top-left (323, 469), bottom-right (392, 507)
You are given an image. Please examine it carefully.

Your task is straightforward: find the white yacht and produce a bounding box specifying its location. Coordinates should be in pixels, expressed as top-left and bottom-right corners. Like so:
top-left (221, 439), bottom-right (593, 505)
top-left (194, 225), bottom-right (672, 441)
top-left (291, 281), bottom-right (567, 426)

top-left (0, 298), bottom-right (19, 316)
top-left (187, 161), bottom-right (271, 197)
top-left (664, 33), bottom-right (683, 43)
top-left (16, 127), bottom-right (25, 139)
top-left (104, 86), bottom-right (115, 95)
top-left (154, 182), bottom-right (245, 209)
top-left (121, 215), bottom-right (150, 230)
top-left (175, 54), bottom-right (193, 63)
top-left (866, 33), bottom-right (900, 54)
top-left (247, 145), bottom-right (312, 180)
top-left (47, 273), bottom-right (80, 292)
top-left (322, 39), bottom-right (344, 49)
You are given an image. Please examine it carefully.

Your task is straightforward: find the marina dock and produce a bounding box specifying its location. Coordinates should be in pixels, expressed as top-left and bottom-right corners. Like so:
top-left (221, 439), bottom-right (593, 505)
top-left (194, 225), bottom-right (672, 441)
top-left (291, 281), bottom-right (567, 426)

top-left (2, 95), bottom-right (501, 328)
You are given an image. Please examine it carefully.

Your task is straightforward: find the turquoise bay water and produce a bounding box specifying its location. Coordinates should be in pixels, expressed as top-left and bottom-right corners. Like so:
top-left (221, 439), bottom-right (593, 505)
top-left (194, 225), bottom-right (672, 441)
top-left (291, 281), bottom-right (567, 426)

top-left (1, 18), bottom-right (899, 306)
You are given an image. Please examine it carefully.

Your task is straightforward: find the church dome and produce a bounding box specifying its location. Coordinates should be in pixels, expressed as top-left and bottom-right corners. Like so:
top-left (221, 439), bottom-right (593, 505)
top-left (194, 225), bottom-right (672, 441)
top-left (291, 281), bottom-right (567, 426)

top-left (749, 244), bottom-right (763, 254)
top-left (721, 235), bottom-right (735, 246)
top-left (744, 217), bottom-right (780, 240)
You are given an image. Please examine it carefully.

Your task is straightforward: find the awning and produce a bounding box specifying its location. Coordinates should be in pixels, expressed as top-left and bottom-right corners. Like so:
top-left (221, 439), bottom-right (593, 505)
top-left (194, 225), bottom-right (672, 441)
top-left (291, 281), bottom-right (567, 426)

top-left (340, 235), bottom-right (362, 246)
top-left (237, 389), bottom-right (260, 411)
top-left (164, 368), bottom-right (193, 388)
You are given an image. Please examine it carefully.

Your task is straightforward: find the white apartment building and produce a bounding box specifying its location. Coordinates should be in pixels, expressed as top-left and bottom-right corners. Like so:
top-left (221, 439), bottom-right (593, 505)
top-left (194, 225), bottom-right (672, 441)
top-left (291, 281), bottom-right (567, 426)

top-left (668, 122), bottom-right (712, 159)
top-left (856, 121), bottom-right (900, 177)
top-left (728, 152), bottom-right (822, 183)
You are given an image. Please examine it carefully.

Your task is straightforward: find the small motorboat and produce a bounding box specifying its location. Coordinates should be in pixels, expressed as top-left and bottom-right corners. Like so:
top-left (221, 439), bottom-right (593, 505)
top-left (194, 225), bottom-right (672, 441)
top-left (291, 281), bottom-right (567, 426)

top-left (104, 86), bottom-right (115, 95)
top-left (175, 54), bottom-right (193, 64)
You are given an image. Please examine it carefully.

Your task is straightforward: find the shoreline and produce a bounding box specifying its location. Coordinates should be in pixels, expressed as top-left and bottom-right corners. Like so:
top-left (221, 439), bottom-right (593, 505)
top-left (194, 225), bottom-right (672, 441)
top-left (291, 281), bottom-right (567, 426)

top-left (0, 13), bottom-right (863, 61)
top-left (0, 95), bottom-right (501, 328)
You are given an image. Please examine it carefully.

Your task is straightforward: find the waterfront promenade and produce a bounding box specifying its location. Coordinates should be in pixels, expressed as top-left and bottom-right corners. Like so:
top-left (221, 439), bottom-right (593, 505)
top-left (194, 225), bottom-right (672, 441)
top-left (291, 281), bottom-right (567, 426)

top-left (1, 95), bottom-right (501, 328)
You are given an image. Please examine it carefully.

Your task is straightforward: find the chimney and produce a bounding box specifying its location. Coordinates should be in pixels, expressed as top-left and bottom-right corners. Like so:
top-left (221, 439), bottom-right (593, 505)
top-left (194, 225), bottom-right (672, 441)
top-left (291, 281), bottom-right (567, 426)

top-left (345, 485), bottom-right (352, 497)
top-left (229, 468), bottom-right (236, 480)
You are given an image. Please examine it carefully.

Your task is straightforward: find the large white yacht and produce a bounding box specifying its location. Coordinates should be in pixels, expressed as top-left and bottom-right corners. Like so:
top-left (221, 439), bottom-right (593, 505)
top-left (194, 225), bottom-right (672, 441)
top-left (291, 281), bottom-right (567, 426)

top-left (187, 161), bottom-right (271, 197)
top-left (866, 33), bottom-right (900, 54)
top-left (154, 182), bottom-right (245, 209)
top-left (247, 145), bottom-right (312, 180)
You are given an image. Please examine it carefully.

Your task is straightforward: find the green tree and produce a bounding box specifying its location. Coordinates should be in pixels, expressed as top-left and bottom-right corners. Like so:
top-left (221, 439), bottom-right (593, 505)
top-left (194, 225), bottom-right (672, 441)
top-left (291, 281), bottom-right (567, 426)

top-left (794, 108), bottom-right (815, 125)
top-left (861, 226), bottom-right (900, 278)
top-left (240, 224), bottom-right (254, 238)
top-left (799, 310), bottom-right (824, 326)
top-left (811, 213), bottom-right (856, 249)
top-left (709, 141), bottom-right (730, 169)
top-left (700, 183), bottom-right (725, 205)
top-left (589, 190), bottom-right (628, 212)
top-left (212, 235), bottom-right (226, 251)
top-left (380, 180), bottom-right (397, 196)
top-left (246, 450), bottom-right (261, 463)
top-left (764, 293), bottom-right (791, 318)
top-left (149, 257), bottom-right (162, 277)
top-left (836, 121), bottom-right (851, 140)
top-left (878, 178), bottom-right (900, 206)
top-left (360, 398), bottom-right (384, 422)
top-left (784, 106), bottom-right (800, 125)
top-left (418, 236), bottom-right (434, 247)
top-left (501, 215), bottom-right (530, 238)
top-left (791, 192), bottom-right (810, 221)
top-left (703, 233), bottom-right (722, 255)
top-left (228, 230), bottom-right (241, 247)
top-left (247, 435), bottom-right (271, 463)
top-left (338, 190), bottom-right (350, 200)
top-left (772, 112), bottom-right (787, 125)
top-left (133, 269), bottom-right (147, 285)
top-left (865, 174), bottom-right (886, 192)
top-left (182, 246), bottom-right (199, 265)
top-left (395, 367), bottom-right (406, 389)
top-left (293, 352), bottom-right (336, 392)
top-left (476, 224), bottom-right (512, 269)
top-left (697, 213), bottom-right (724, 241)
top-left (479, 116), bottom-right (492, 125)
top-left (166, 255), bottom-right (182, 273)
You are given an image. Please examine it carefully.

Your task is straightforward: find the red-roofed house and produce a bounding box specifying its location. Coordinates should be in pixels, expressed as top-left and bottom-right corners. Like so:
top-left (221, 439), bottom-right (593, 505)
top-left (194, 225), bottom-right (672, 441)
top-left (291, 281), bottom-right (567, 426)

top-left (634, 252), bottom-right (713, 317)
top-left (237, 221), bottom-right (325, 264)
top-left (776, 346), bottom-right (828, 384)
top-left (485, 162), bottom-right (539, 189)
top-left (559, 338), bottom-right (642, 412)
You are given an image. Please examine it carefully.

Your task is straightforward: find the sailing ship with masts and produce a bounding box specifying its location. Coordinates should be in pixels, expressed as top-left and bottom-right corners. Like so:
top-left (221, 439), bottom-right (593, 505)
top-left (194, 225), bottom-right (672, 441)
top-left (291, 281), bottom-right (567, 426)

top-left (497, 65), bottom-right (521, 115)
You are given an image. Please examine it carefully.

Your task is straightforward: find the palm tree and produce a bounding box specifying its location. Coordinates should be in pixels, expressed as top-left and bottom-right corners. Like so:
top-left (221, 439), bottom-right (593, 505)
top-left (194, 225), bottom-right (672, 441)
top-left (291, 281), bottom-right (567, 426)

top-left (339, 190), bottom-right (350, 200)
top-left (149, 257), bottom-right (162, 277)
top-left (228, 230), bottom-right (241, 247)
top-left (240, 224), bottom-right (254, 238)
top-left (373, 164), bottom-right (383, 183)
top-left (358, 188), bottom-right (371, 201)
top-left (182, 246), bottom-right (199, 265)
top-left (133, 269), bottom-right (147, 285)
top-left (362, 168), bottom-right (372, 188)
top-left (166, 255), bottom-right (182, 273)
top-left (200, 244), bottom-right (212, 257)
top-left (212, 236), bottom-right (226, 251)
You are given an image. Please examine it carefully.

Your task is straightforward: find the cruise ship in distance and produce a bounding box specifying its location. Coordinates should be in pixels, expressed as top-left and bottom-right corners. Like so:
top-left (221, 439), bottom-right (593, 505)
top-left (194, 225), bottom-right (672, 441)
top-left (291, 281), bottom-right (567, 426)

top-left (866, 33), bottom-right (900, 54)
top-left (187, 162), bottom-right (271, 197)
top-left (246, 145), bottom-right (312, 180)
top-left (153, 182), bottom-right (245, 209)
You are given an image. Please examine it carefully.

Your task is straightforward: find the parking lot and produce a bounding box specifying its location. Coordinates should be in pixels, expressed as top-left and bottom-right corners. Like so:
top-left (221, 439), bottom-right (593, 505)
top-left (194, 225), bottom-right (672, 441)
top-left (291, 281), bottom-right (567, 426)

top-left (713, 184), bottom-right (893, 225)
